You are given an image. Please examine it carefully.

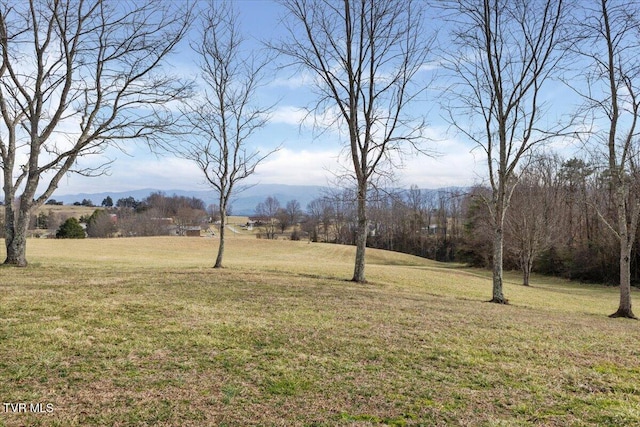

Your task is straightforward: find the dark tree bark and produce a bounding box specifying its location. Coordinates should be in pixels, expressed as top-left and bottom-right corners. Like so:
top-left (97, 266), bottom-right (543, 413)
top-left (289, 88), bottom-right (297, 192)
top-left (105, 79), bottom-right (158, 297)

top-left (215, 205), bottom-right (227, 269)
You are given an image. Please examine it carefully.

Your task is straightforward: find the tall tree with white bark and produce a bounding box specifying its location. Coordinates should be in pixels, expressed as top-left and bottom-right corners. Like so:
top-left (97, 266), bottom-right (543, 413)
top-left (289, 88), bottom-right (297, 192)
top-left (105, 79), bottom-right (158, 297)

top-left (0, 0), bottom-right (192, 266)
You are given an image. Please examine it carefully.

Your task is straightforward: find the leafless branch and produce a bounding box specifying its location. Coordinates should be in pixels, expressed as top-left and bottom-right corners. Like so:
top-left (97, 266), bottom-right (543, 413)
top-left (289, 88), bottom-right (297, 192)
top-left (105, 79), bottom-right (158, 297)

top-left (274, 0), bottom-right (435, 282)
top-left (0, 0), bottom-right (194, 265)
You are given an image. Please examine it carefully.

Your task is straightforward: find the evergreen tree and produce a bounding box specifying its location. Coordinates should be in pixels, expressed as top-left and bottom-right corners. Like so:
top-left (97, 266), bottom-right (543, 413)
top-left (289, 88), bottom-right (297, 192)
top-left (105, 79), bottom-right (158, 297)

top-left (56, 218), bottom-right (85, 239)
top-left (101, 196), bottom-right (114, 207)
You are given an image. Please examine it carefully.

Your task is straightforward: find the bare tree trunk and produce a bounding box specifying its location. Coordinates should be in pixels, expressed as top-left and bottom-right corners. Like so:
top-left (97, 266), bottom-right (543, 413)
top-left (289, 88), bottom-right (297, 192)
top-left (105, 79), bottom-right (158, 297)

top-left (214, 207), bottom-right (226, 269)
top-left (610, 188), bottom-right (636, 318)
top-left (611, 243), bottom-right (635, 318)
top-left (352, 184), bottom-right (368, 283)
top-left (4, 206), bottom-right (29, 267)
top-left (522, 253), bottom-right (532, 287)
top-left (491, 224), bottom-right (507, 303)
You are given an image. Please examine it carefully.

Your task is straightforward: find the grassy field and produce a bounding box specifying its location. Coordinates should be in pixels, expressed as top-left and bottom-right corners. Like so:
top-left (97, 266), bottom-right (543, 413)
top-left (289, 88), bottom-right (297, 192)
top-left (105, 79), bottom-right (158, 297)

top-left (1, 236), bottom-right (639, 426)
top-left (0, 204), bottom-right (98, 217)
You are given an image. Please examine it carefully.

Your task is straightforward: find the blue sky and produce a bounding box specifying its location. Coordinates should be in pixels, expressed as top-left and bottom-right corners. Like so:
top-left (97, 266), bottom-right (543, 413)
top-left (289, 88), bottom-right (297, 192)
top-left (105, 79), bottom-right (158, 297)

top-left (52, 0), bottom-right (581, 197)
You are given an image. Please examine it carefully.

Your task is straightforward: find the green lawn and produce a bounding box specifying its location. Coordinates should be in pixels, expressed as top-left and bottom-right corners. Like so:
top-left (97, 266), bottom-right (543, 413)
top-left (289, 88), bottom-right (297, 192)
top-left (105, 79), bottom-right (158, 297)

top-left (1, 237), bottom-right (639, 426)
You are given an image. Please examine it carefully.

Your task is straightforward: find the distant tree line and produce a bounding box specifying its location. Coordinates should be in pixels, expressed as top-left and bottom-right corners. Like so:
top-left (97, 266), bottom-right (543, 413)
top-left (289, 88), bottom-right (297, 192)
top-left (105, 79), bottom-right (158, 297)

top-left (253, 188), bottom-right (464, 263)
top-left (103, 192), bottom-right (208, 238)
top-left (251, 152), bottom-right (640, 288)
top-left (31, 172), bottom-right (640, 289)
top-left (462, 154), bottom-right (630, 287)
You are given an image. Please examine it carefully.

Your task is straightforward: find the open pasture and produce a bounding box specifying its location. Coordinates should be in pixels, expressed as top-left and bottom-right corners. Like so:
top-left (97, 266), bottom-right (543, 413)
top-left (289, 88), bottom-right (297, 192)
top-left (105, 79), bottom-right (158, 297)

top-left (1, 237), bottom-right (639, 426)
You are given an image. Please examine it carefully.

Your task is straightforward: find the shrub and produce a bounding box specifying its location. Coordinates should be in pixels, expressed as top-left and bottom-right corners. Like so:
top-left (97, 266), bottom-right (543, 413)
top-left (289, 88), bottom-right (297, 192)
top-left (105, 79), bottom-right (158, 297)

top-left (56, 217), bottom-right (86, 239)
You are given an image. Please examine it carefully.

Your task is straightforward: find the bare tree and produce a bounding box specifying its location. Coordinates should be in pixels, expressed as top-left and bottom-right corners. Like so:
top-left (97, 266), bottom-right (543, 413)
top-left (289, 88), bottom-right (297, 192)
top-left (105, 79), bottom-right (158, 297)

top-left (118, 208), bottom-right (171, 237)
top-left (574, 0), bottom-right (640, 318)
top-left (306, 197), bottom-right (334, 242)
top-left (441, 0), bottom-right (569, 303)
top-left (558, 157), bottom-right (597, 248)
top-left (505, 155), bottom-right (560, 286)
top-left (406, 185), bottom-right (425, 235)
top-left (286, 199), bottom-right (302, 226)
top-left (0, 0), bottom-right (192, 266)
top-left (208, 204), bottom-right (221, 224)
top-left (275, 208), bottom-right (291, 234)
top-left (275, 0), bottom-right (434, 283)
top-left (459, 186), bottom-right (494, 268)
top-left (174, 206), bottom-right (208, 236)
top-left (175, 1), bottom-right (276, 268)
top-left (305, 198), bottom-right (322, 241)
top-left (86, 210), bottom-right (117, 238)
top-left (256, 196), bottom-right (280, 240)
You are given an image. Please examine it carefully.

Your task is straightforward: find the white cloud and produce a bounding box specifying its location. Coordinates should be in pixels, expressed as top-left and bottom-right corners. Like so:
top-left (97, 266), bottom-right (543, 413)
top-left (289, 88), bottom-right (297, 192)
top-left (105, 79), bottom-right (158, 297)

top-left (250, 136), bottom-right (481, 190)
top-left (270, 104), bottom-right (345, 134)
top-left (52, 135), bottom-right (482, 196)
top-left (247, 148), bottom-right (342, 186)
top-left (54, 155), bottom-right (208, 195)
top-left (271, 71), bottom-right (317, 89)
top-left (54, 148), bottom-right (342, 194)
top-left (419, 61), bottom-right (443, 73)
top-left (398, 138), bottom-right (482, 188)
top-left (270, 106), bottom-right (310, 126)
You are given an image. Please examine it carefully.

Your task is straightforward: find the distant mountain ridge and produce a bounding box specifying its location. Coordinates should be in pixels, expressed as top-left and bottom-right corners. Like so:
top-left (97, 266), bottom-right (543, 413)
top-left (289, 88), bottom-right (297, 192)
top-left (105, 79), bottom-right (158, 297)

top-left (53, 184), bottom-right (331, 216)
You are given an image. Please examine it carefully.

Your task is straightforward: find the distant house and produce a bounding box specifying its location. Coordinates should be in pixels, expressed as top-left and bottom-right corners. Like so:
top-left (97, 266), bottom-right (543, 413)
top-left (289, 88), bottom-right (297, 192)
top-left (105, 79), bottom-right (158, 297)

top-left (248, 216), bottom-right (267, 225)
top-left (185, 226), bottom-right (202, 237)
top-left (167, 225), bottom-right (179, 236)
